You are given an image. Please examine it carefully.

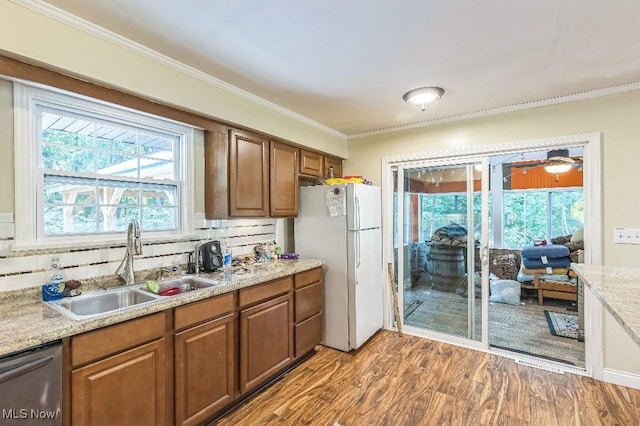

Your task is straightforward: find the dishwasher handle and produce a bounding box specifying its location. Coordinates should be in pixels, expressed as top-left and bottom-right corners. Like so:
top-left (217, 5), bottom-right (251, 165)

top-left (0, 355), bottom-right (55, 385)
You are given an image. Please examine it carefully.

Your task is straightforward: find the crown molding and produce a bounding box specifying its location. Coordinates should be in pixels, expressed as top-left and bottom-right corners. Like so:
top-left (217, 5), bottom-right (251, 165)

top-left (9, 0), bottom-right (346, 140)
top-left (348, 81), bottom-right (640, 140)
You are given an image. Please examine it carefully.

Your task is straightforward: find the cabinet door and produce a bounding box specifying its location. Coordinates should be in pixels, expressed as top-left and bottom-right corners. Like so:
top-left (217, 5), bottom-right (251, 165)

top-left (299, 150), bottom-right (323, 176)
top-left (239, 293), bottom-right (293, 394)
top-left (72, 339), bottom-right (166, 426)
top-left (270, 141), bottom-right (299, 217)
top-left (174, 313), bottom-right (235, 426)
top-left (229, 129), bottom-right (269, 217)
top-left (204, 124), bottom-right (230, 219)
top-left (324, 156), bottom-right (343, 178)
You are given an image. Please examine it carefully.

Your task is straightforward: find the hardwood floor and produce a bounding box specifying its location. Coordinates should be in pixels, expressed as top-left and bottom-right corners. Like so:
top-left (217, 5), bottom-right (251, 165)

top-left (212, 331), bottom-right (640, 425)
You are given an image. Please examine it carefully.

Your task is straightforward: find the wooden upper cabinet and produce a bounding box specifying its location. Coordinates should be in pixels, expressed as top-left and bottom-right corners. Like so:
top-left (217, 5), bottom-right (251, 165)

top-left (204, 126), bottom-right (269, 218)
top-left (229, 129), bottom-right (269, 217)
top-left (270, 141), bottom-right (298, 217)
top-left (324, 156), bottom-right (343, 178)
top-left (299, 150), bottom-right (323, 177)
top-left (204, 124), bottom-right (229, 219)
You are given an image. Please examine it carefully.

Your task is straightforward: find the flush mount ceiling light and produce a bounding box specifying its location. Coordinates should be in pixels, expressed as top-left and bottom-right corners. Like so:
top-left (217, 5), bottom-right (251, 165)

top-left (403, 86), bottom-right (444, 111)
top-left (544, 149), bottom-right (574, 174)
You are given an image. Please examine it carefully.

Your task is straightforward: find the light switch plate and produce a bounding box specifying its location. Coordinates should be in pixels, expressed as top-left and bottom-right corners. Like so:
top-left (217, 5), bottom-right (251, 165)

top-left (613, 227), bottom-right (640, 244)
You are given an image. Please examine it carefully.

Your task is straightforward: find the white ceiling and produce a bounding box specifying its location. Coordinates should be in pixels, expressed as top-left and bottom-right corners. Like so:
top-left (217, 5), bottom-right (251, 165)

top-left (39, 0), bottom-right (640, 137)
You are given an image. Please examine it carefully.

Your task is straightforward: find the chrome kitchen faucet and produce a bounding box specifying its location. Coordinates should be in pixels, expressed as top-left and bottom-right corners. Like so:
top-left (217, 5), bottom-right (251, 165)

top-left (115, 219), bottom-right (142, 285)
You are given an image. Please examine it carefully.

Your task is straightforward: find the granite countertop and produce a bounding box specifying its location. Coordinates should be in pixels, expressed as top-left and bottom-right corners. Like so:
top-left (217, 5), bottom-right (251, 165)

top-left (0, 258), bottom-right (324, 358)
top-left (572, 263), bottom-right (640, 346)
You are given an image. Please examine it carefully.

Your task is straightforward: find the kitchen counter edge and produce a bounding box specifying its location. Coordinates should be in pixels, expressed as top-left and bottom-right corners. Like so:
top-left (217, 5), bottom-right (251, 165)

top-left (0, 258), bottom-right (324, 357)
top-left (571, 263), bottom-right (640, 347)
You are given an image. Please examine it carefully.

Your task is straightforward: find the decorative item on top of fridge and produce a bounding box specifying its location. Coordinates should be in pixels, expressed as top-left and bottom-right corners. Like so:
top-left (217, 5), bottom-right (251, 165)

top-left (325, 175), bottom-right (372, 185)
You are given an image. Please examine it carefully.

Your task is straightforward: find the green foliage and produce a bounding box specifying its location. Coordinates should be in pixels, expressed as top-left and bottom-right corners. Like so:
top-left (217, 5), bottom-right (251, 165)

top-left (41, 126), bottom-right (177, 235)
top-left (503, 190), bottom-right (584, 248)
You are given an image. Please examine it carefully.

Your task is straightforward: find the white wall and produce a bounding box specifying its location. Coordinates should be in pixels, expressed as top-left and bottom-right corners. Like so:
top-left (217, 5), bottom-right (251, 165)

top-left (0, 1), bottom-right (347, 158)
top-left (604, 309), bottom-right (640, 375)
top-left (346, 90), bottom-right (640, 267)
top-left (346, 90), bottom-right (640, 376)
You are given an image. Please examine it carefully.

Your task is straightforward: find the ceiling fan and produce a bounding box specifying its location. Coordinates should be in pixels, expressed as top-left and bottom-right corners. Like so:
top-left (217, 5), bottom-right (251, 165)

top-left (507, 149), bottom-right (582, 173)
top-left (544, 149), bottom-right (581, 173)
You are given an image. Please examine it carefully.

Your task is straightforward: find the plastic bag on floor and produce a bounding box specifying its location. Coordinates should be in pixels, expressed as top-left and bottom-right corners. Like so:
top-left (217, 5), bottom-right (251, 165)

top-left (489, 279), bottom-right (521, 305)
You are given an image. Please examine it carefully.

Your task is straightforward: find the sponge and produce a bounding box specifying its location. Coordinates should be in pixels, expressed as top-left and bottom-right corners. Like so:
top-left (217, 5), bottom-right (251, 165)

top-left (145, 280), bottom-right (159, 294)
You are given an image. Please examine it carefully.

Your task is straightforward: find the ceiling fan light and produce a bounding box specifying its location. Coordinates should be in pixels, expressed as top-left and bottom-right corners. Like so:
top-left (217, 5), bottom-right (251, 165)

top-left (545, 163), bottom-right (572, 174)
top-left (403, 87), bottom-right (444, 110)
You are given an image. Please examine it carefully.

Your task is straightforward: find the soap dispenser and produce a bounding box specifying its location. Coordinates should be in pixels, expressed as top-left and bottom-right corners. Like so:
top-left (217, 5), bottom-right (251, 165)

top-left (42, 257), bottom-right (66, 301)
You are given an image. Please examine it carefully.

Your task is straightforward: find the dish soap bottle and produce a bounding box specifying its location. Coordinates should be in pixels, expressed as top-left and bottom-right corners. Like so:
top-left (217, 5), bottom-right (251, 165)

top-left (220, 230), bottom-right (232, 271)
top-left (42, 257), bottom-right (66, 301)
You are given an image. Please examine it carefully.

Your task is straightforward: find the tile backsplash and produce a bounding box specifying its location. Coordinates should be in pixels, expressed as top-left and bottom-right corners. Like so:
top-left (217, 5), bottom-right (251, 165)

top-left (0, 218), bottom-right (277, 292)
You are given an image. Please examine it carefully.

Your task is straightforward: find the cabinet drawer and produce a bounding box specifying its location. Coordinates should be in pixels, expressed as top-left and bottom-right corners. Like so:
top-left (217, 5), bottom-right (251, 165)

top-left (295, 267), bottom-right (322, 289)
top-left (71, 312), bottom-right (165, 367)
top-left (174, 292), bottom-right (234, 331)
top-left (295, 281), bottom-right (322, 323)
top-left (239, 276), bottom-right (292, 308)
top-left (295, 312), bottom-right (322, 357)
top-left (299, 150), bottom-right (323, 176)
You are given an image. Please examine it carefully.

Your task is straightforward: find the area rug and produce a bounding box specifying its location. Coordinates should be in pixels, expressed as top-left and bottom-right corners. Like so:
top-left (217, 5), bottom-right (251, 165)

top-left (544, 310), bottom-right (579, 340)
top-left (404, 300), bottom-right (423, 319)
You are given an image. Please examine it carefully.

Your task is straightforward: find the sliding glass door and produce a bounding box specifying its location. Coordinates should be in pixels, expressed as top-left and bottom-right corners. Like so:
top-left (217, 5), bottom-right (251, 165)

top-left (394, 158), bottom-right (489, 343)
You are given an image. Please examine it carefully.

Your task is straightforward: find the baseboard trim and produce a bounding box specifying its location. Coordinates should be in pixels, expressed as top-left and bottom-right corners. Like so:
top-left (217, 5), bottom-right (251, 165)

top-left (602, 368), bottom-right (640, 390)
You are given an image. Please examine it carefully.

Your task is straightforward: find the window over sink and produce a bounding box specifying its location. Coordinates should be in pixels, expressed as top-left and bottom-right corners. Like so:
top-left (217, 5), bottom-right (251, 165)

top-left (13, 83), bottom-right (195, 249)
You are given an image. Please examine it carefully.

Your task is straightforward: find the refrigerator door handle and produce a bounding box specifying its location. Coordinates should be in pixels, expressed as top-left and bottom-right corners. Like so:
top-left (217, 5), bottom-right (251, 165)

top-left (355, 195), bottom-right (361, 230)
top-left (356, 231), bottom-right (361, 272)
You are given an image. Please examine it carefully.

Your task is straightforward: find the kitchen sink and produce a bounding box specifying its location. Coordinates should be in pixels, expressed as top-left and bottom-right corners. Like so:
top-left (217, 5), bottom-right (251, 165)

top-left (140, 276), bottom-right (221, 295)
top-left (46, 275), bottom-right (221, 320)
top-left (47, 288), bottom-right (160, 320)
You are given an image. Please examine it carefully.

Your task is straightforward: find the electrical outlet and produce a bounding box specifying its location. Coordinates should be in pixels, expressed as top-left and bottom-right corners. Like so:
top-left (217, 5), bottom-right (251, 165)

top-left (613, 228), bottom-right (640, 244)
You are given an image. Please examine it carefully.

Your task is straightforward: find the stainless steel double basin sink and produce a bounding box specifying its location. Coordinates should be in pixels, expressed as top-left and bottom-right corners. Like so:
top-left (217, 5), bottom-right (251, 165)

top-left (46, 275), bottom-right (221, 320)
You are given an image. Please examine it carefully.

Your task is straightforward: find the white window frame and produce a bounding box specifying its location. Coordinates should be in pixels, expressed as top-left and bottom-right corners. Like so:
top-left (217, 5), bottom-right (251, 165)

top-left (13, 82), bottom-right (196, 250)
top-left (501, 187), bottom-right (584, 248)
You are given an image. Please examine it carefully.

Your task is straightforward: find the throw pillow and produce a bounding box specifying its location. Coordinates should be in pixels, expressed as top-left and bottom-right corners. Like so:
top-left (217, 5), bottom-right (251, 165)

top-left (571, 227), bottom-right (584, 243)
top-left (491, 254), bottom-right (518, 281)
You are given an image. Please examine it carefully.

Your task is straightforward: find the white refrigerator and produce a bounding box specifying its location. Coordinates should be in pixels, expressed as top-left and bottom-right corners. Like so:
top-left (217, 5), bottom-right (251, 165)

top-left (294, 184), bottom-right (383, 352)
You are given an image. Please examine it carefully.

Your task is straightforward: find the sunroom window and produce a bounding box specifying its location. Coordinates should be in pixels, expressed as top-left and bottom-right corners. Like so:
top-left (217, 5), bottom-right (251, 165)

top-left (13, 83), bottom-right (194, 248)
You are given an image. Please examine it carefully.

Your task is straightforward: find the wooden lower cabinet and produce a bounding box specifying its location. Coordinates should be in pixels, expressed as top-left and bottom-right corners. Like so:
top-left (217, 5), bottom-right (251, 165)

top-left (66, 270), bottom-right (321, 424)
top-left (294, 268), bottom-right (323, 358)
top-left (174, 313), bottom-right (235, 426)
top-left (239, 293), bottom-right (293, 394)
top-left (71, 339), bottom-right (166, 426)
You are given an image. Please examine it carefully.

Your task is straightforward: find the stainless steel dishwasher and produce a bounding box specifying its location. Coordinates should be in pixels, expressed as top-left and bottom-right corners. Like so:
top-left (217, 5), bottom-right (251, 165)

top-left (0, 342), bottom-right (62, 425)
